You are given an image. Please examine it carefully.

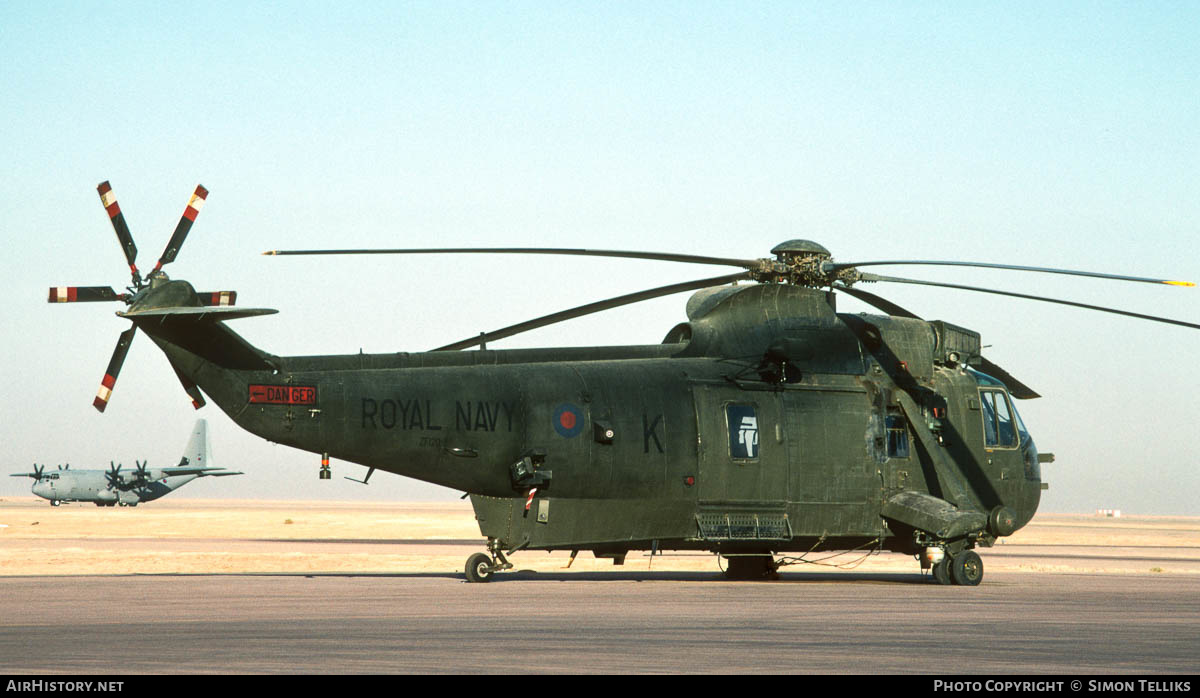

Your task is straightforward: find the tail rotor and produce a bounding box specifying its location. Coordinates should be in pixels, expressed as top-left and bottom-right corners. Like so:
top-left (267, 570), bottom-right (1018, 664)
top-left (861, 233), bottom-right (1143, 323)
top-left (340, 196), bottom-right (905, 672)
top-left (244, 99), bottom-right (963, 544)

top-left (51, 181), bottom-right (237, 412)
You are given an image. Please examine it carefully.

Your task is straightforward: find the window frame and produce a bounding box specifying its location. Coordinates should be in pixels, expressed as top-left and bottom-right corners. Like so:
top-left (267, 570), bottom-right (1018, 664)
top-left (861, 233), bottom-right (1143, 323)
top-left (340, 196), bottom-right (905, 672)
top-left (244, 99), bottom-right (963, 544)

top-left (723, 402), bottom-right (761, 462)
top-left (979, 388), bottom-right (1020, 451)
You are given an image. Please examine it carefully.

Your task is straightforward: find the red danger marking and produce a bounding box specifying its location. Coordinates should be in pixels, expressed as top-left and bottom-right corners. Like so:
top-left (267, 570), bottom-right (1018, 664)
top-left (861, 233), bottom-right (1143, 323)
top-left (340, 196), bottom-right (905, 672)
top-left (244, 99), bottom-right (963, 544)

top-left (248, 385), bottom-right (317, 405)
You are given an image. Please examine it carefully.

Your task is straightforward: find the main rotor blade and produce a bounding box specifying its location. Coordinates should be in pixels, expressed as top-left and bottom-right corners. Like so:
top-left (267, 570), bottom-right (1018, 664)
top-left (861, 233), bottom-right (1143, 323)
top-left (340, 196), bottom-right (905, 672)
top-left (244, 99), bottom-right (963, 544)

top-left (264, 246), bottom-right (761, 269)
top-left (93, 326), bottom-right (136, 413)
top-left (434, 272), bottom-right (751, 351)
top-left (861, 273), bottom-right (1200, 330)
top-left (976, 357), bottom-right (1041, 400)
top-left (97, 181), bottom-right (140, 282)
top-left (829, 260), bottom-right (1194, 287)
top-left (835, 283), bottom-right (1041, 398)
top-left (153, 184), bottom-right (208, 273)
top-left (833, 284), bottom-right (921, 319)
top-left (48, 286), bottom-right (124, 303)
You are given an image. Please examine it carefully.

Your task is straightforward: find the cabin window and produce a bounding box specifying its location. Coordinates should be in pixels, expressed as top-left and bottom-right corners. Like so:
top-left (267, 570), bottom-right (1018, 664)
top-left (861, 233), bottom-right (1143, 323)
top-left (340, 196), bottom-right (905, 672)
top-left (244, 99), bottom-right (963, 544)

top-left (725, 403), bottom-right (759, 460)
top-left (980, 390), bottom-right (1018, 448)
top-left (885, 409), bottom-right (909, 458)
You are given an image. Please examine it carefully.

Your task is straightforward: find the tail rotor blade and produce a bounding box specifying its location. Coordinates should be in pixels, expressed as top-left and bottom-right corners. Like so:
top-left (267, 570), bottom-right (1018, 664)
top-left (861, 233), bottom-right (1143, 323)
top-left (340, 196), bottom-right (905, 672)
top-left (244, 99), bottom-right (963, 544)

top-left (93, 326), bottom-right (136, 413)
top-left (48, 286), bottom-right (124, 303)
top-left (153, 184), bottom-right (208, 273)
top-left (97, 181), bottom-right (140, 283)
top-left (197, 291), bottom-right (237, 307)
top-left (167, 357), bottom-right (207, 410)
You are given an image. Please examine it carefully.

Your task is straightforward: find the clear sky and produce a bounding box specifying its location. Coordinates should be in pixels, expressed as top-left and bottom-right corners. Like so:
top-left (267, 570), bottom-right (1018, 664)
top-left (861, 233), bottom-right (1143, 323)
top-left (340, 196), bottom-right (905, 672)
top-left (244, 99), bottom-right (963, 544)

top-left (2, 2), bottom-right (1197, 513)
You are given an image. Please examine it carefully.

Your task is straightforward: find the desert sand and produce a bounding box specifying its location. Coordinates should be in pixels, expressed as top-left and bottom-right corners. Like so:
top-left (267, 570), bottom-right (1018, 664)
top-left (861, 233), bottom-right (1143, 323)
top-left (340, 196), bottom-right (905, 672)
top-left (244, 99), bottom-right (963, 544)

top-left (1, 497), bottom-right (1197, 577)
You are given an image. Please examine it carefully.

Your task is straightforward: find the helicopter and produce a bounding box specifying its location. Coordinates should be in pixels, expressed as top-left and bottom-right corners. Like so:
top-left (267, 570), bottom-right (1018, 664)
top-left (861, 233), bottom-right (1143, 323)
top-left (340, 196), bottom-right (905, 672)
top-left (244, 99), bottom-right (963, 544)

top-left (50, 181), bottom-right (1197, 585)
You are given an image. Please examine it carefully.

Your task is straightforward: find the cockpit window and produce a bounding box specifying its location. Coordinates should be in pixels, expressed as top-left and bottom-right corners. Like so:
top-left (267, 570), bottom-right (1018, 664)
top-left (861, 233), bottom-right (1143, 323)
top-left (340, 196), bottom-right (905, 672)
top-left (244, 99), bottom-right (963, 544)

top-left (980, 389), bottom-right (1018, 448)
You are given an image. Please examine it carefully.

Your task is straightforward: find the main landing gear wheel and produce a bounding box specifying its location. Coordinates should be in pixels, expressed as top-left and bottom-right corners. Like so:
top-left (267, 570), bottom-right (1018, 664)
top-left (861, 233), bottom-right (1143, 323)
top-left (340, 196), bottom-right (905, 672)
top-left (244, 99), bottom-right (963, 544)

top-left (931, 556), bottom-right (952, 585)
top-left (950, 550), bottom-right (983, 586)
top-left (723, 555), bottom-right (778, 580)
top-left (464, 552), bottom-right (494, 583)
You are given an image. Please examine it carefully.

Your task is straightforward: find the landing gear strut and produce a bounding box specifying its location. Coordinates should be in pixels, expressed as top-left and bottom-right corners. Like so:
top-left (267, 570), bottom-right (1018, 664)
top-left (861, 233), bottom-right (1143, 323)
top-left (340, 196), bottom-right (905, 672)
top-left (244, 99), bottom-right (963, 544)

top-left (464, 538), bottom-right (515, 583)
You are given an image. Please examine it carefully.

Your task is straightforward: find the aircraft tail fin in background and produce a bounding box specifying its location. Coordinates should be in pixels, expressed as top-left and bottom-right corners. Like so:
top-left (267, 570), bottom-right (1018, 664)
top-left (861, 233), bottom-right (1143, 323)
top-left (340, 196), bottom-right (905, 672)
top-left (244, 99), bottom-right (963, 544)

top-left (180, 419), bottom-right (212, 469)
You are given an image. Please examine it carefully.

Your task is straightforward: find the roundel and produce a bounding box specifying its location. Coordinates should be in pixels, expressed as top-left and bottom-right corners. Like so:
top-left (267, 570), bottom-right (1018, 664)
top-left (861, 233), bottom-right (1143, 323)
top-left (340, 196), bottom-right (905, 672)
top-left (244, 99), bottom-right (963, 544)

top-left (553, 403), bottom-right (585, 438)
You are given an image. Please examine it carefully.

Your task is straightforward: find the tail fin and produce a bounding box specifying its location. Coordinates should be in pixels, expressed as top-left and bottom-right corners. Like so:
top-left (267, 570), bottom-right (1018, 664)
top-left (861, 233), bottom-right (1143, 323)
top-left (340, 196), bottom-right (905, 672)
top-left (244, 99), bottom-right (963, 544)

top-left (179, 419), bottom-right (212, 468)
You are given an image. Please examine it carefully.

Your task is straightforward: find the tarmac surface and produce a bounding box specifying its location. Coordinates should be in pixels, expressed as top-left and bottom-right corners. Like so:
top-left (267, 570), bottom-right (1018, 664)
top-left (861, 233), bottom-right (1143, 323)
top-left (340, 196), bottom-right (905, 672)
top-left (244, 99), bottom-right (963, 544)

top-left (1, 501), bottom-right (1197, 674)
top-left (2, 569), bottom-right (1198, 674)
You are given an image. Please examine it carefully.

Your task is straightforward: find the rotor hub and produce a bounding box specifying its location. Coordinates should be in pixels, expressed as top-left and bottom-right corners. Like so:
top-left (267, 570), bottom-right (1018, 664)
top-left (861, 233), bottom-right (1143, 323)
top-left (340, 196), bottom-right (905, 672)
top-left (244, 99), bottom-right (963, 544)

top-left (758, 239), bottom-right (857, 287)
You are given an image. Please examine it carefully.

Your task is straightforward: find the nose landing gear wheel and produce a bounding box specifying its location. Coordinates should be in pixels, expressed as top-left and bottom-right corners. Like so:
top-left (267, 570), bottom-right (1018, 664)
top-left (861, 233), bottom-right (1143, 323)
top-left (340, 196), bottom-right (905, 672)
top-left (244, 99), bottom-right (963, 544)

top-left (464, 552), bottom-right (495, 583)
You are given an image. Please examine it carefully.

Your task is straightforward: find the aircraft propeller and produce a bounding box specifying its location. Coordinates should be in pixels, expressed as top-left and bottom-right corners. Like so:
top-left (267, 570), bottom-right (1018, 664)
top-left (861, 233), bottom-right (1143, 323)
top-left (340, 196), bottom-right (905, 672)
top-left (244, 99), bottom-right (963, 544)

top-left (105, 462), bottom-right (123, 490)
top-left (131, 460), bottom-right (153, 495)
top-left (50, 182), bottom-right (237, 412)
top-left (10, 464), bottom-right (50, 481)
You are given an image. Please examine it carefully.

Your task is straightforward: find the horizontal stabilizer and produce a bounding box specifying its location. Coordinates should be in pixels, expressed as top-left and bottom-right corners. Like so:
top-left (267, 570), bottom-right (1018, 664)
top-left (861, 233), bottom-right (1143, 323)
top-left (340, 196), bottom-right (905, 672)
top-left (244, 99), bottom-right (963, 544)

top-left (159, 466), bottom-right (242, 477)
top-left (119, 306), bottom-right (277, 321)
